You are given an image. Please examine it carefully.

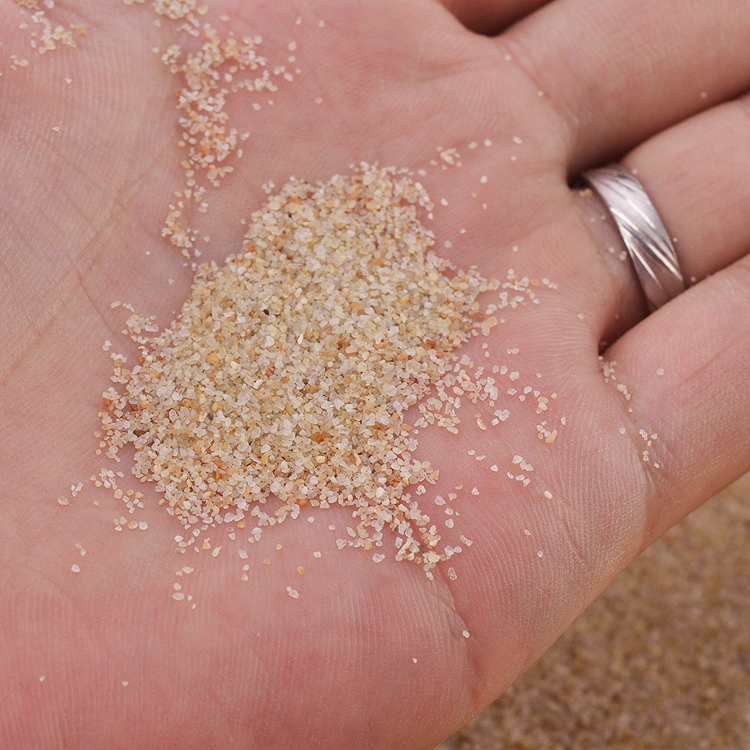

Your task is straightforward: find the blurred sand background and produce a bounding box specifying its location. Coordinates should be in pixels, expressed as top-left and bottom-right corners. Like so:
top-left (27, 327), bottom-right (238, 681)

top-left (436, 473), bottom-right (750, 750)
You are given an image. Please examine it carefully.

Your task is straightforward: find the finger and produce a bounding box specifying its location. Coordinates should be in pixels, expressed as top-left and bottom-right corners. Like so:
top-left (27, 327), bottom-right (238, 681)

top-left (436, 0), bottom-right (551, 35)
top-left (574, 92), bottom-right (750, 344)
top-left (499, 0), bottom-right (750, 171)
top-left (625, 95), bottom-right (750, 286)
top-left (604, 255), bottom-right (750, 545)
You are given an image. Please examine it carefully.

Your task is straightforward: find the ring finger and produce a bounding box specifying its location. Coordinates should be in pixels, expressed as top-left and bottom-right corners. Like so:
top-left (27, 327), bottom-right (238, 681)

top-left (573, 92), bottom-right (750, 343)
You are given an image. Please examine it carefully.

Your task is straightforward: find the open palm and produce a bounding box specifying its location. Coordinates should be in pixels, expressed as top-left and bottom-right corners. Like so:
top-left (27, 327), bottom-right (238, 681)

top-left (3, 1), bottom-right (750, 748)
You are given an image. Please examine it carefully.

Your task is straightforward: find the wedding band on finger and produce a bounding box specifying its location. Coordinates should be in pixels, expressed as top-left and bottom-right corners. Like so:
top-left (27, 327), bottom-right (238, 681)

top-left (582, 164), bottom-right (686, 311)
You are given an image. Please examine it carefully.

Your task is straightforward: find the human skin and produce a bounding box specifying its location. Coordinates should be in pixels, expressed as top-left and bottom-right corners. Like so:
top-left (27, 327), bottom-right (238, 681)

top-left (1, 0), bottom-right (750, 748)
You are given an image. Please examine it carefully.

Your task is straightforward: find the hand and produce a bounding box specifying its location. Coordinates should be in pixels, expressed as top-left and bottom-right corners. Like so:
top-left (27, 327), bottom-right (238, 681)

top-left (2, 1), bottom-right (750, 748)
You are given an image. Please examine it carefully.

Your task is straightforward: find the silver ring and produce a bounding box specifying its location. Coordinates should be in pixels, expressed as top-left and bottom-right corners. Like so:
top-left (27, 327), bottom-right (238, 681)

top-left (582, 164), bottom-right (685, 311)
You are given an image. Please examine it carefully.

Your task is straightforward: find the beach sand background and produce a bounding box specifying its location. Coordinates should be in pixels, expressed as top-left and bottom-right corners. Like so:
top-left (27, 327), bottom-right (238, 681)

top-left (436, 472), bottom-right (750, 749)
